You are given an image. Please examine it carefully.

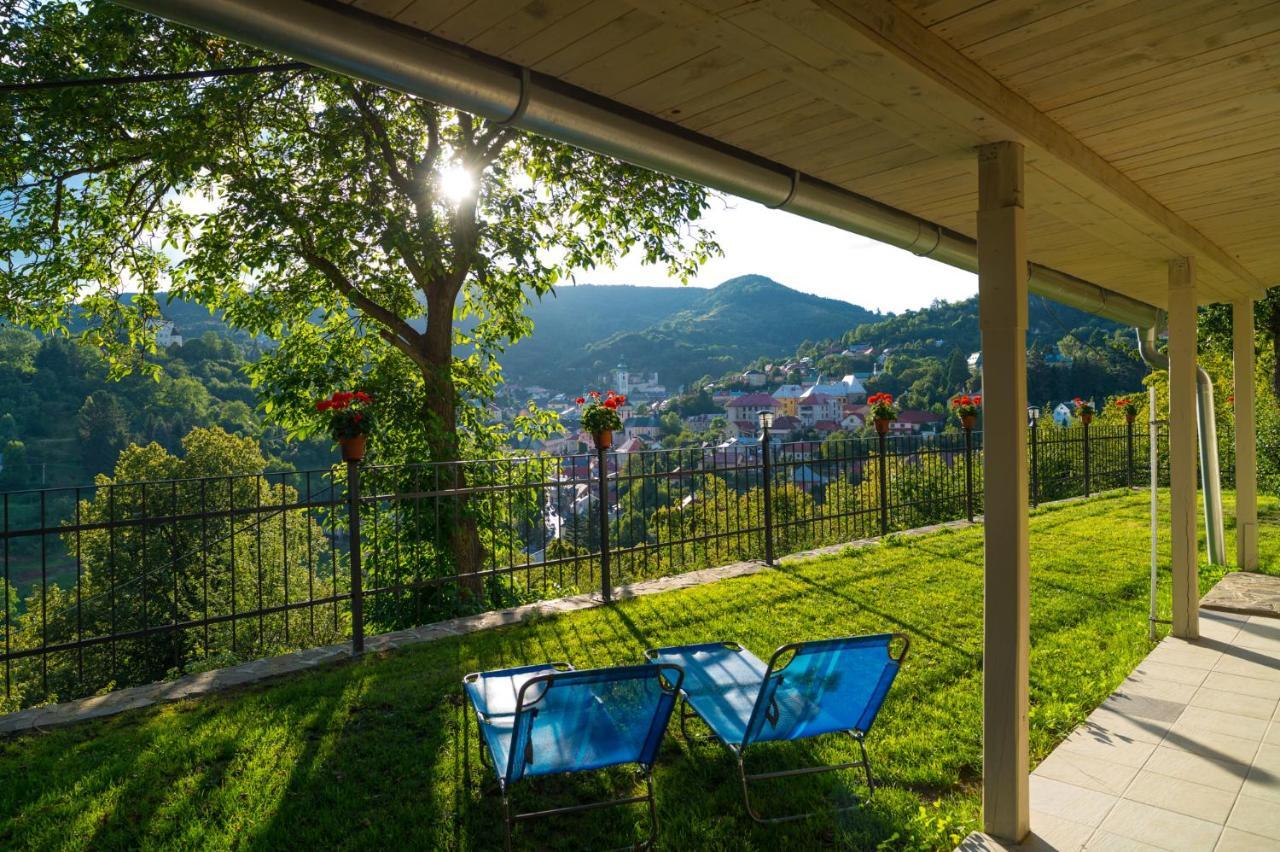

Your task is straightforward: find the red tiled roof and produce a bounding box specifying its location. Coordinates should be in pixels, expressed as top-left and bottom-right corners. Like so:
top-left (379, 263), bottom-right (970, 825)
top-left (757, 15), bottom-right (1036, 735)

top-left (814, 420), bottom-right (841, 431)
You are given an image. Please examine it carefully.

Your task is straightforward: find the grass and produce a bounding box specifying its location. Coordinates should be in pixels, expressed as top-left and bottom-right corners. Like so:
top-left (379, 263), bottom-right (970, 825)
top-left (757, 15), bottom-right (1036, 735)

top-left (1, 490), bottom-right (1277, 851)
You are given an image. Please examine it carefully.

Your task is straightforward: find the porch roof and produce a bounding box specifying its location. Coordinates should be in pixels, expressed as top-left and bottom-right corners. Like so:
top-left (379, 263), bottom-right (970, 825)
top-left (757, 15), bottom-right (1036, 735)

top-left (317, 0), bottom-right (1276, 308)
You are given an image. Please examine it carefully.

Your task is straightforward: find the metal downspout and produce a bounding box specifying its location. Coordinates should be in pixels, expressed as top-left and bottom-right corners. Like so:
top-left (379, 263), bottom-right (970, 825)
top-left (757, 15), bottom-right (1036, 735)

top-left (1136, 327), bottom-right (1226, 565)
top-left (119, 0), bottom-right (1165, 330)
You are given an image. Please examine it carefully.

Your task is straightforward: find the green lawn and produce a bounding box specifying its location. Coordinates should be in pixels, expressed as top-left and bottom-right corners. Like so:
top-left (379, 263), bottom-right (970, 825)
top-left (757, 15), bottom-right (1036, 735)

top-left (2, 491), bottom-right (1277, 851)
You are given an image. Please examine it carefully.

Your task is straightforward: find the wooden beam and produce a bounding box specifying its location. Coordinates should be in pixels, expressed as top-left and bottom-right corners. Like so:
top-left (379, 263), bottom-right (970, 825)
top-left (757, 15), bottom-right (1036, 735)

top-left (1168, 257), bottom-right (1200, 640)
top-left (815, 0), bottom-right (1265, 296)
top-left (1234, 299), bottom-right (1260, 571)
top-left (978, 140), bottom-right (1030, 843)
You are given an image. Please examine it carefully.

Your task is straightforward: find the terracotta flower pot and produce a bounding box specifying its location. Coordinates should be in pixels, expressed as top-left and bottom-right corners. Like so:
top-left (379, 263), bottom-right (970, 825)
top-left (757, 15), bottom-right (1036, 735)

top-left (1079, 412), bottom-right (1093, 427)
top-left (874, 418), bottom-right (890, 435)
top-left (592, 429), bottom-right (613, 450)
top-left (1125, 413), bottom-right (1137, 425)
top-left (961, 414), bottom-right (977, 431)
top-left (339, 434), bottom-right (367, 462)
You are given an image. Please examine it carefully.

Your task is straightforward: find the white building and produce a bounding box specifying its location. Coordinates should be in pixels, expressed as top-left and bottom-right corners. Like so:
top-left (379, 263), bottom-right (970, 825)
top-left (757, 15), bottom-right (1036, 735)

top-left (153, 320), bottom-right (183, 348)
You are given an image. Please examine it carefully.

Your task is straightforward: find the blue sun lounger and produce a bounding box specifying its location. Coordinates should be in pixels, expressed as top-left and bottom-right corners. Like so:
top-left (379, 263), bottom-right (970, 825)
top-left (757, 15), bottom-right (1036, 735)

top-left (463, 661), bottom-right (684, 851)
top-left (645, 633), bottom-right (909, 823)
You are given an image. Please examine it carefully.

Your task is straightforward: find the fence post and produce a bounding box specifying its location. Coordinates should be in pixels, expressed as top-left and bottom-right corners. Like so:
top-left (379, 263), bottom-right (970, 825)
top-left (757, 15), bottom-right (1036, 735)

top-left (1030, 416), bottom-right (1039, 508)
top-left (878, 430), bottom-right (889, 536)
top-left (1126, 418), bottom-right (1135, 489)
top-left (964, 426), bottom-right (975, 523)
top-left (346, 459), bottom-right (364, 656)
top-left (1083, 421), bottom-right (1092, 496)
top-left (760, 425), bottom-right (775, 565)
top-left (597, 445), bottom-right (612, 602)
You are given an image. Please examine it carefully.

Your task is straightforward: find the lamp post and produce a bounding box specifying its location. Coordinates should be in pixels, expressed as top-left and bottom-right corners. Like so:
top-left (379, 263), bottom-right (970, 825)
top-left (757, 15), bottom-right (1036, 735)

top-left (1028, 406), bottom-right (1041, 508)
top-left (759, 410), bottom-right (775, 565)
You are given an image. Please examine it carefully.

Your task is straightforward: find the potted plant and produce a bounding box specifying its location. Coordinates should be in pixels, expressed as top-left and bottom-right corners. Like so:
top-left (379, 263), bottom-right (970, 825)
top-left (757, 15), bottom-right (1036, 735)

top-left (578, 390), bottom-right (625, 450)
top-left (951, 394), bottom-right (982, 430)
top-left (317, 391), bottom-right (374, 461)
top-left (1113, 397), bottom-right (1138, 425)
top-left (1073, 397), bottom-right (1095, 426)
top-left (868, 392), bottom-right (898, 435)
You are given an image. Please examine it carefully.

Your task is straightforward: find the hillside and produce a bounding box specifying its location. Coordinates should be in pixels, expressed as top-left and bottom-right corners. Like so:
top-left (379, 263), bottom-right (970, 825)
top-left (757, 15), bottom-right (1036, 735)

top-left (502, 275), bottom-right (880, 391)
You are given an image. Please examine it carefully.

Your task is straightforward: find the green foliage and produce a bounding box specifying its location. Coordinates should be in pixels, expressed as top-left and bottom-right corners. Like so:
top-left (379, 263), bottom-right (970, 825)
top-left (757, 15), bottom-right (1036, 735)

top-left (1, 427), bottom-right (343, 712)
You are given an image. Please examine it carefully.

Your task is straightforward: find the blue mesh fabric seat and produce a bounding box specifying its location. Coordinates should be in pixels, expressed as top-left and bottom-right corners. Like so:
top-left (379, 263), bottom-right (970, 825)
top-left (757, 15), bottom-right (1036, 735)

top-left (463, 661), bottom-right (683, 850)
top-left (646, 633), bottom-right (908, 823)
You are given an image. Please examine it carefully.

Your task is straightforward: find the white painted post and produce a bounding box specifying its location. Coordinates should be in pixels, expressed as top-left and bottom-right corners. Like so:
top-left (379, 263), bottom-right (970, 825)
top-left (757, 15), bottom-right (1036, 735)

top-left (1168, 258), bottom-right (1200, 640)
top-left (978, 140), bottom-right (1030, 843)
top-left (1234, 299), bottom-right (1259, 571)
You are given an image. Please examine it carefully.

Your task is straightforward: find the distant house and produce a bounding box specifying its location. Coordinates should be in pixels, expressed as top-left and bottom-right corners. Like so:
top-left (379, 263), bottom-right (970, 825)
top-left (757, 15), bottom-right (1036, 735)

top-left (726, 392), bottom-right (778, 423)
top-left (813, 419), bottom-right (841, 435)
top-left (770, 415), bottom-right (802, 438)
top-left (771, 384), bottom-right (806, 416)
top-left (741, 368), bottom-right (767, 387)
top-left (841, 412), bottom-right (865, 431)
top-left (892, 410), bottom-right (945, 435)
top-left (804, 375), bottom-right (863, 402)
top-left (797, 392), bottom-right (842, 426)
top-left (967, 352), bottom-right (983, 372)
top-left (1052, 402), bottom-right (1083, 427)
top-left (152, 320), bottom-right (183, 348)
top-left (615, 436), bottom-right (646, 454)
top-left (624, 415), bottom-right (662, 439)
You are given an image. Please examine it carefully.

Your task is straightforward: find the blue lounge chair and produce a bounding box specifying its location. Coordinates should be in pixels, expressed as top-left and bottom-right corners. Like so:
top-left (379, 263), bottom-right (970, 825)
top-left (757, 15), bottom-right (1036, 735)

top-left (645, 633), bottom-right (909, 823)
top-left (463, 661), bottom-right (684, 850)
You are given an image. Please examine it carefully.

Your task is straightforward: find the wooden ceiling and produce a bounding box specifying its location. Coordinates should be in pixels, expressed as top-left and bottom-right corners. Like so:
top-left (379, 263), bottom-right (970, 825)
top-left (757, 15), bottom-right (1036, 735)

top-left (343, 0), bottom-right (1280, 308)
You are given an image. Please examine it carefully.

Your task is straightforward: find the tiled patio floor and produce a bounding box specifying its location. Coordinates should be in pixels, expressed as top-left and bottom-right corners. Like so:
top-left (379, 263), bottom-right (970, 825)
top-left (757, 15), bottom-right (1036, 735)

top-left (962, 608), bottom-right (1280, 851)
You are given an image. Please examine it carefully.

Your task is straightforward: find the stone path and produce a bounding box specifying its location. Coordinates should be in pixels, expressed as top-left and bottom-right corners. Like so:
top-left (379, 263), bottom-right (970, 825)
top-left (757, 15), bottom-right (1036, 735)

top-left (961, 605), bottom-right (1280, 851)
top-left (1200, 571), bottom-right (1280, 618)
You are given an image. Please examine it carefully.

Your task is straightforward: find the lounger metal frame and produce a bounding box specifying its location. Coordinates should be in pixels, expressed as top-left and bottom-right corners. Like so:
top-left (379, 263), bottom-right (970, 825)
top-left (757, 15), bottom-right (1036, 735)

top-left (648, 634), bottom-right (910, 824)
top-left (464, 662), bottom-right (683, 851)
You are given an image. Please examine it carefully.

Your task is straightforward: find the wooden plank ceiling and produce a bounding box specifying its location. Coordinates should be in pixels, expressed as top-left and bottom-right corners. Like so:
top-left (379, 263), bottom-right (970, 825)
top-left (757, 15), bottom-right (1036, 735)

top-left (344, 0), bottom-right (1280, 308)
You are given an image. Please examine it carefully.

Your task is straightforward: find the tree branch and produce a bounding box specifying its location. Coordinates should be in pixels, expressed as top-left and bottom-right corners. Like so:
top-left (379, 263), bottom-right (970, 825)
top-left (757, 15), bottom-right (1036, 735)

top-left (298, 242), bottom-right (425, 356)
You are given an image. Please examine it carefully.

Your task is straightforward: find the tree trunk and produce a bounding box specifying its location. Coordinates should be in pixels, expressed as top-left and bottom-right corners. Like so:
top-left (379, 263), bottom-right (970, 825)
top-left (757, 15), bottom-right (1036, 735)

top-left (420, 293), bottom-right (486, 599)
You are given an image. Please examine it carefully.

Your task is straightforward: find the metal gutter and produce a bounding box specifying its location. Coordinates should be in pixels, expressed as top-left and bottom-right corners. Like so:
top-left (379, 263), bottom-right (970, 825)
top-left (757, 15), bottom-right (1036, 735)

top-left (1136, 327), bottom-right (1226, 565)
top-left (116, 0), bottom-right (1162, 329)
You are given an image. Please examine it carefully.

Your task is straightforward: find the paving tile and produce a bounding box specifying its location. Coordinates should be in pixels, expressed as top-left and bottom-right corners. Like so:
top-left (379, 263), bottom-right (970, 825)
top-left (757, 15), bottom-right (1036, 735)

top-left (1212, 654), bottom-right (1280, 683)
top-left (1175, 706), bottom-right (1271, 742)
top-left (1267, 721), bottom-right (1280, 746)
top-left (1102, 691), bottom-right (1188, 724)
top-left (1213, 826), bottom-right (1278, 852)
top-left (1085, 706), bottom-right (1175, 745)
top-left (1098, 799), bottom-right (1223, 851)
top-left (1027, 809), bottom-right (1097, 852)
top-left (1132, 660), bottom-right (1210, 688)
top-left (1226, 794), bottom-right (1280, 840)
top-left (1142, 747), bottom-right (1248, 794)
top-left (1161, 723), bottom-right (1265, 766)
top-left (1035, 748), bottom-right (1141, 796)
top-left (1147, 642), bottom-right (1224, 672)
top-left (1030, 776), bottom-right (1119, 827)
top-left (1117, 674), bottom-right (1200, 705)
top-left (1123, 770), bottom-right (1237, 824)
top-left (1190, 686), bottom-right (1278, 721)
top-left (1084, 831), bottom-right (1168, 851)
top-left (1201, 672), bottom-right (1280, 701)
top-left (1240, 760), bottom-right (1280, 804)
top-left (1058, 729), bottom-right (1159, 768)
top-left (1245, 743), bottom-right (1280, 774)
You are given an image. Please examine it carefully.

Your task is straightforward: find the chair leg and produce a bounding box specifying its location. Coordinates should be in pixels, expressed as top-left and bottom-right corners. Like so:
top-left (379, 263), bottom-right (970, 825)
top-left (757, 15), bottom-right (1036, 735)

top-left (501, 771), bottom-right (659, 851)
top-left (503, 790), bottom-right (514, 852)
top-left (734, 736), bottom-right (875, 824)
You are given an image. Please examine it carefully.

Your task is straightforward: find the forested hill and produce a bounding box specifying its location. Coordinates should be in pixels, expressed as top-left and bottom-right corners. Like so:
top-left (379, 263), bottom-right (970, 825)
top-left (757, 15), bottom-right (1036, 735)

top-left (843, 294), bottom-right (1127, 353)
top-left (501, 275), bottom-right (881, 391)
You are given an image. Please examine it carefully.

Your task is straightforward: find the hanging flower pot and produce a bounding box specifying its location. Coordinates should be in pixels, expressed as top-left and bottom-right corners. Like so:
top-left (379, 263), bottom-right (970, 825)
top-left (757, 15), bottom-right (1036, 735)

top-left (868, 392), bottom-right (898, 436)
top-left (339, 434), bottom-right (367, 462)
top-left (578, 391), bottom-right (625, 451)
top-left (1113, 397), bottom-right (1138, 425)
top-left (951, 394), bottom-right (981, 432)
top-left (316, 390), bottom-right (374, 463)
top-left (1073, 397), bottom-right (1095, 427)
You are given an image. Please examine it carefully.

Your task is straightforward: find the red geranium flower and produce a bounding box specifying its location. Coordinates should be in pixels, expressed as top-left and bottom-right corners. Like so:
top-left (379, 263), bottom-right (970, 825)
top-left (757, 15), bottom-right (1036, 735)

top-left (575, 397), bottom-right (586, 405)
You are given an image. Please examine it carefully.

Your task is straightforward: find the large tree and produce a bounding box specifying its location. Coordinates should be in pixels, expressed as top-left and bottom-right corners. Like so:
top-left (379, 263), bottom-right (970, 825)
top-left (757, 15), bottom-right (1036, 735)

top-left (1199, 288), bottom-right (1280, 398)
top-left (2, 1), bottom-right (716, 587)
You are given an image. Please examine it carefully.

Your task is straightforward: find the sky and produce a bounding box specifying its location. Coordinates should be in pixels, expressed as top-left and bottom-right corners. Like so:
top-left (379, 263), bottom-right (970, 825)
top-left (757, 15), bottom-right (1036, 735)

top-left (569, 194), bottom-right (979, 315)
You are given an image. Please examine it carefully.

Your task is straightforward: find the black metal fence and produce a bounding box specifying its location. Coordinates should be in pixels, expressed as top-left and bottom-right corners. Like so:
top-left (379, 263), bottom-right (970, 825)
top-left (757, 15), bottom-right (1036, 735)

top-left (0, 423), bottom-right (1155, 711)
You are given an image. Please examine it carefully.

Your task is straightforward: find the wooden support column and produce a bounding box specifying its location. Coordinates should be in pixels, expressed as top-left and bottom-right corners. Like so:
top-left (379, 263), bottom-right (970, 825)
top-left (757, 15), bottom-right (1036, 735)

top-left (1234, 299), bottom-right (1259, 571)
top-left (1168, 258), bottom-right (1200, 639)
top-left (978, 140), bottom-right (1030, 843)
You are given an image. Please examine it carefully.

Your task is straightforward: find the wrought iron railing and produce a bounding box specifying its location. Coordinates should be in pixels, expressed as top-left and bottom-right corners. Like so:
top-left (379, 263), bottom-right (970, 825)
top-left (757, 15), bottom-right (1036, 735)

top-left (0, 423), bottom-right (1156, 711)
